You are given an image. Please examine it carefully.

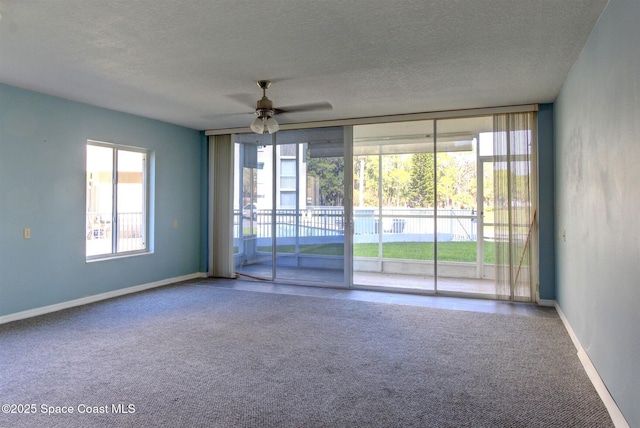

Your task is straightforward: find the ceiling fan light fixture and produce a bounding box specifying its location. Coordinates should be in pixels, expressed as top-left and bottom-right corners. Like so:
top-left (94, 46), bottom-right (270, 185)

top-left (265, 116), bottom-right (279, 134)
top-left (250, 116), bottom-right (265, 134)
top-left (250, 113), bottom-right (278, 134)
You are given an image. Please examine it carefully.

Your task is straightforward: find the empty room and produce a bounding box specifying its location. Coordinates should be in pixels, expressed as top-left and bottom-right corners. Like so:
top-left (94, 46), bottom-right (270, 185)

top-left (1, 0), bottom-right (638, 426)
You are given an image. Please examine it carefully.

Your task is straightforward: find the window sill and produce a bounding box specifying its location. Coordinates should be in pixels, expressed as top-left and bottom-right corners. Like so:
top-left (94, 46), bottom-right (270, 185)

top-left (86, 251), bottom-right (153, 263)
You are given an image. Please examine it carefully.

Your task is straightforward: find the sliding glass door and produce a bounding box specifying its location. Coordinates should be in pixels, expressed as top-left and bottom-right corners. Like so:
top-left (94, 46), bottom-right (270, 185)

top-left (234, 133), bottom-right (274, 280)
top-left (352, 116), bottom-right (500, 297)
top-left (233, 128), bottom-right (346, 286)
top-left (434, 116), bottom-right (494, 295)
top-left (352, 120), bottom-right (436, 291)
top-left (226, 111), bottom-right (537, 301)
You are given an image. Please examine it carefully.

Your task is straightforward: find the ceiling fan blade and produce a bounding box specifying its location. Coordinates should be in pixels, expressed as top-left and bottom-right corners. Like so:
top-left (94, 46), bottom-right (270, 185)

top-left (225, 93), bottom-right (257, 110)
top-left (275, 101), bottom-right (333, 115)
top-left (201, 111), bottom-right (254, 121)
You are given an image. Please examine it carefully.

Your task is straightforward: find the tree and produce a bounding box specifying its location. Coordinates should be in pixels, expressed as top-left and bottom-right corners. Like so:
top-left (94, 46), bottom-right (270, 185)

top-left (306, 156), bottom-right (344, 206)
top-left (432, 152), bottom-right (478, 209)
top-left (407, 153), bottom-right (435, 207)
top-left (381, 155), bottom-right (410, 207)
top-left (362, 155), bottom-right (381, 207)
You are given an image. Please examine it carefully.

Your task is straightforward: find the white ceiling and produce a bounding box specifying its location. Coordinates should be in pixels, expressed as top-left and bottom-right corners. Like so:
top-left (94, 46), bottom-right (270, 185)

top-left (0, 0), bottom-right (608, 131)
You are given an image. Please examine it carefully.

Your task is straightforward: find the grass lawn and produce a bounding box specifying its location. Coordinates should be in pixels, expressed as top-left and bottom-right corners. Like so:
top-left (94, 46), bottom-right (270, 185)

top-left (356, 241), bottom-right (495, 263)
top-left (256, 241), bottom-right (495, 263)
top-left (271, 244), bottom-right (345, 256)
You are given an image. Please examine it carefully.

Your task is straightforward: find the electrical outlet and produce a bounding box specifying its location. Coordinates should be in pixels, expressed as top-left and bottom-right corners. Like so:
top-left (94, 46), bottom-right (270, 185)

top-left (173, 220), bottom-right (178, 229)
top-left (23, 228), bottom-right (31, 239)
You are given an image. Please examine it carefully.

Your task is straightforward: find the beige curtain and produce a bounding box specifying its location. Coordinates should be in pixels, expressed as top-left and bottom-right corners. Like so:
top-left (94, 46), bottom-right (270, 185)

top-left (209, 134), bottom-right (236, 278)
top-left (493, 112), bottom-right (538, 302)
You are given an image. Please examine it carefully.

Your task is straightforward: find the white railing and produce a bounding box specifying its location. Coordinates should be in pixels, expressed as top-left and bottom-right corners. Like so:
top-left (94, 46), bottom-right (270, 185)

top-left (234, 207), bottom-right (478, 242)
top-left (86, 212), bottom-right (144, 255)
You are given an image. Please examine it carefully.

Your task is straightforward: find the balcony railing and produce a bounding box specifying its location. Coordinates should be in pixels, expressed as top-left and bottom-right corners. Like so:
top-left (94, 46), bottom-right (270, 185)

top-left (235, 207), bottom-right (478, 242)
top-left (86, 212), bottom-right (144, 255)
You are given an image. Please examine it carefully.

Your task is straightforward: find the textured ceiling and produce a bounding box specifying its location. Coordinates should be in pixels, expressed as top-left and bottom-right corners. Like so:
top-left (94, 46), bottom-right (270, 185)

top-left (0, 0), bottom-right (608, 131)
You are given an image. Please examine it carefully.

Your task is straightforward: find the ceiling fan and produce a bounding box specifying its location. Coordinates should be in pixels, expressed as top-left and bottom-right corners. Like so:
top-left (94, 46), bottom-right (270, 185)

top-left (248, 80), bottom-right (332, 134)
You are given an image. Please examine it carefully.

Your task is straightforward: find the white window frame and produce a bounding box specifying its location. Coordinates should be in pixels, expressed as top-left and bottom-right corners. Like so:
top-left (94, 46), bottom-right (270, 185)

top-left (86, 140), bottom-right (150, 261)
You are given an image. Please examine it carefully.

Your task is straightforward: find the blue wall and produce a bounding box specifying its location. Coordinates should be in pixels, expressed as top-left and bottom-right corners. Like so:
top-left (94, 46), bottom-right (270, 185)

top-left (0, 84), bottom-right (204, 317)
top-left (537, 104), bottom-right (555, 301)
top-left (555, 0), bottom-right (640, 425)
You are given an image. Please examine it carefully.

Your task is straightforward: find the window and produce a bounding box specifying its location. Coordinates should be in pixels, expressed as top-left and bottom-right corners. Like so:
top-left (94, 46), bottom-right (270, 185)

top-left (86, 141), bottom-right (149, 259)
top-left (280, 191), bottom-right (296, 207)
top-left (280, 158), bottom-right (297, 190)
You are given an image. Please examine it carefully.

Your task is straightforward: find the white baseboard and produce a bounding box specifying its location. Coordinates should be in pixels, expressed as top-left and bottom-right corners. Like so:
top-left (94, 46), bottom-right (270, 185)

top-left (537, 298), bottom-right (556, 307)
top-left (0, 272), bottom-right (208, 326)
top-left (555, 303), bottom-right (630, 428)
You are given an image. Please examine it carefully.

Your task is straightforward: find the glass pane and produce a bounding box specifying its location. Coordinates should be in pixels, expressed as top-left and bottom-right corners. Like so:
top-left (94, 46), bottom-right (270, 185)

top-left (353, 120), bottom-right (435, 291)
top-left (234, 134), bottom-right (274, 280)
top-left (280, 159), bottom-right (296, 176)
top-left (483, 161), bottom-right (496, 271)
top-left (116, 150), bottom-right (146, 253)
top-left (86, 145), bottom-right (113, 257)
top-left (274, 128), bottom-right (345, 285)
top-left (280, 191), bottom-right (296, 207)
top-left (478, 132), bottom-right (494, 157)
top-left (435, 116), bottom-right (494, 296)
top-left (280, 177), bottom-right (297, 190)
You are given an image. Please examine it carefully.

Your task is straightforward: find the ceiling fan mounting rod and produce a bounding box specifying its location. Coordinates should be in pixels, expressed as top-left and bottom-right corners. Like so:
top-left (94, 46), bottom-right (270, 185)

top-left (255, 80), bottom-right (274, 117)
top-left (257, 80), bottom-right (272, 100)
top-left (257, 80), bottom-right (272, 91)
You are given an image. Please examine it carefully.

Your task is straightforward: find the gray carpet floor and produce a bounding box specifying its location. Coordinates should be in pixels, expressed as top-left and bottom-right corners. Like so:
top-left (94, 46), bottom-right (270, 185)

top-left (0, 281), bottom-right (613, 427)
